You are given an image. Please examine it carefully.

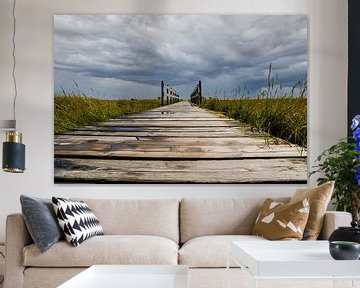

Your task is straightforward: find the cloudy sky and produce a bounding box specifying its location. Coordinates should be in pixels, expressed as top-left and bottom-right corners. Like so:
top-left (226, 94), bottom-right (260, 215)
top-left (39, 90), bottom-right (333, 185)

top-left (54, 15), bottom-right (307, 99)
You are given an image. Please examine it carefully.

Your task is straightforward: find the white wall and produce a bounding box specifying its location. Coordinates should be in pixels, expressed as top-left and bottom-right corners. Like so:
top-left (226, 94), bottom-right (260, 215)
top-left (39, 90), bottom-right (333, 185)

top-left (0, 0), bottom-right (348, 242)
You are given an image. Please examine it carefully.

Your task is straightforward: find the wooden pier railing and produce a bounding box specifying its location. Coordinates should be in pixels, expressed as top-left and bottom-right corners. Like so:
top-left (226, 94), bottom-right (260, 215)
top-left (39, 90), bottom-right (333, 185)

top-left (190, 80), bottom-right (202, 105)
top-left (161, 81), bottom-right (180, 106)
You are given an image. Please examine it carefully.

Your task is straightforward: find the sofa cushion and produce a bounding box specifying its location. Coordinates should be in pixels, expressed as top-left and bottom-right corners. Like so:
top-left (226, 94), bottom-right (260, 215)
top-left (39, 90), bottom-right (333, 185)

top-left (179, 235), bottom-right (267, 268)
top-left (72, 198), bottom-right (179, 243)
top-left (252, 198), bottom-right (310, 240)
top-left (24, 268), bottom-right (86, 288)
top-left (290, 181), bottom-right (334, 240)
top-left (23, 235), bottom-right (178, 267)
top-left (20, 195), bottom-right (64, 253)
top-left (180, 198), bottom-right (288, 243)
top-left (52, 197), bottom-right (104, 247)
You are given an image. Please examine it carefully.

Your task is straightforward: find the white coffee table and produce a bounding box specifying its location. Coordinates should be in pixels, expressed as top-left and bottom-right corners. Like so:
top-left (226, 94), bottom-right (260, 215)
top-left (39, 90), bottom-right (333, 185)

top-left (57, 265), bottom-right (189, 288)
top-left (228, 241), bottom-right (360, 288)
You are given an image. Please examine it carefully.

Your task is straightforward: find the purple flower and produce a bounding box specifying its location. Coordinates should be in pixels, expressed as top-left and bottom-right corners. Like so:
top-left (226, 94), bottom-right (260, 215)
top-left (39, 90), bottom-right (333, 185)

top-left (356, 167), bottom-right (360, 186)
top-left (353, 128), bottom-right (360, 142)
top-left (352, 115), bottom-right (360, 130)
top-left (351, 115), bottom-right (360, 186)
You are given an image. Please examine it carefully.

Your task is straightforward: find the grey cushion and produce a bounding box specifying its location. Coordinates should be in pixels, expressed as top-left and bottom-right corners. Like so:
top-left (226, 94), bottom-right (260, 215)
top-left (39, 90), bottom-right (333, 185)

top-left (20, 195), bottom-right (64, 253)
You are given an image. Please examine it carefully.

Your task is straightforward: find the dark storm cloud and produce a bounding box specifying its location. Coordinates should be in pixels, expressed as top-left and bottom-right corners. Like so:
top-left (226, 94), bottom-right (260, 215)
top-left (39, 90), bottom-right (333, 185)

top-left (54, 15), bottom-right (307, 99)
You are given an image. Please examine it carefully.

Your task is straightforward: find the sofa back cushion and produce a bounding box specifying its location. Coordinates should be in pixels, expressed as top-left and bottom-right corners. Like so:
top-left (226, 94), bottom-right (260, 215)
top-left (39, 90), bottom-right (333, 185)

top-left (72, 198), bottom-right (179, 243)
top-left (180, 198), bottom-right (289, 243)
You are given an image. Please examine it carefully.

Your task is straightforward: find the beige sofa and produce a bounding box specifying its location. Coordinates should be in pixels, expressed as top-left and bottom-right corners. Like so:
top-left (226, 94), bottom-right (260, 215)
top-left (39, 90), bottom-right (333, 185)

top-left (4, 198), bottom-right (352, 288)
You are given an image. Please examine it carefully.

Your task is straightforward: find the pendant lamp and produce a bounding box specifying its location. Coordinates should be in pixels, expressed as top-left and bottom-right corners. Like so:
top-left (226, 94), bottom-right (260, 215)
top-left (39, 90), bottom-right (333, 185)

top-left (1, 0), bottom-right (25, 173)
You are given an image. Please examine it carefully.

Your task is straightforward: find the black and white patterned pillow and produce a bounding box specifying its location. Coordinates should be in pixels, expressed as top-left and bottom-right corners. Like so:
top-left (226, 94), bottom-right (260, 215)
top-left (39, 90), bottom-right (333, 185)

top-left (52, 197), bottom-right (104, 247)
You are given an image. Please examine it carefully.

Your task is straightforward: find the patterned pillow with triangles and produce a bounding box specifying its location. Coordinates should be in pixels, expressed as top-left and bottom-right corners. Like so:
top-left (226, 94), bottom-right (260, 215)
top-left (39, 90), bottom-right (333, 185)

top-left (52, 197), bottom-right (104, 247)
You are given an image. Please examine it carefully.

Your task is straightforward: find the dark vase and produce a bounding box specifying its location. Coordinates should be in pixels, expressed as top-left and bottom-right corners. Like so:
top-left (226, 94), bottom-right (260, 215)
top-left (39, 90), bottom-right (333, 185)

top-left (328, 221), bottom-right (360, 244)
top-left (329, 241), bottom-right (360, 260)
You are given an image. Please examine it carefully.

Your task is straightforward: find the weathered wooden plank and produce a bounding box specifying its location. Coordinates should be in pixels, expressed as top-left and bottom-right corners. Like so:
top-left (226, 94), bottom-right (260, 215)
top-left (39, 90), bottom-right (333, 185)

top-left (54, 136), bottom-right (306, 157)
top-left (54, 158), bottom-right (307, 183)
top-left (100, 118), bottom-right (239, 124)
top-left (83, 121), bottom-right (240, 128)
top-left (123, 114), bottom-right (228, 119)
top-left (55, 135), bottom-right (140, 142)
top-left (132, 108), bottom-right (224, 117)
top-left (54, 144), bottom-right (305, 159)
top-left (115, 117), bottom-right (229, 120)
top-left (54, 135), bottom-right (275, 146)
top-left (113, 111), bottom-right (225, 116)
top-left (62, 126), bottom-right (253, 134)
top-left (62, 130), bottom-right (255, 138)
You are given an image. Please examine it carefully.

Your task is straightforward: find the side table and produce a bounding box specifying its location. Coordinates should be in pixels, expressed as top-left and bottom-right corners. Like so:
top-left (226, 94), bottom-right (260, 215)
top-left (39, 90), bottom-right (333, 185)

top-left (58, 265), bottom-right (189, 288)
top-left (227, 240), bottom-right (360, 288)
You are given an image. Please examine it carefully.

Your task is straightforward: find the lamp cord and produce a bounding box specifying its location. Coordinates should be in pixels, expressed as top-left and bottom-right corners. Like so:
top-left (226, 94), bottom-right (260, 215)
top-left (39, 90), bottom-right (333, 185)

top-left (11, 0), bottom-right (17, 130)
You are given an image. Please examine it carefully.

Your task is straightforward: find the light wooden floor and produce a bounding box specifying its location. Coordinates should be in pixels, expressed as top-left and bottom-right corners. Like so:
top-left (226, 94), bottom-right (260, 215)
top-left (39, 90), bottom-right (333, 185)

top-left (54, 101), bottom-right (307, 183)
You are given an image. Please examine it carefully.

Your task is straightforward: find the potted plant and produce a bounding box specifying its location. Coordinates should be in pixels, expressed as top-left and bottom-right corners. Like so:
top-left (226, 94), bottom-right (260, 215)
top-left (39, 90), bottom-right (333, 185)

top-left (310, 115), bottom-right (360, 222)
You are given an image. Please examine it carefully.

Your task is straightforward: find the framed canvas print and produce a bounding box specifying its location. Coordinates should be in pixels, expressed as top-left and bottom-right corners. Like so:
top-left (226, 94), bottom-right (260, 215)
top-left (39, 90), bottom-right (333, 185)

top-left (54, 14), bottom-right (307, 184)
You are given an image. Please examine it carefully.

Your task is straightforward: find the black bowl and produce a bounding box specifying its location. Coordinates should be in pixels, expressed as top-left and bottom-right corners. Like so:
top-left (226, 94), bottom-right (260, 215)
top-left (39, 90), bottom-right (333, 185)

top-left (329, 241), bottom-right (360, 260)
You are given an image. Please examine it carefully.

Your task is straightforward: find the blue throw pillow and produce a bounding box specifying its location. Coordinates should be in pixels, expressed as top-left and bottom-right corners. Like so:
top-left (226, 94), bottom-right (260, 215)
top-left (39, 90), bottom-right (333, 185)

top-left (20, 195), bottom-right (64, 253)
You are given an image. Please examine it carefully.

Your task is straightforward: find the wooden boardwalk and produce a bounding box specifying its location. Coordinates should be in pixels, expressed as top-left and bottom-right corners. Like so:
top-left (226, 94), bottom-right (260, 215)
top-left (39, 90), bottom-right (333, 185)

top-left (54, 101), bottom-right (307, 183)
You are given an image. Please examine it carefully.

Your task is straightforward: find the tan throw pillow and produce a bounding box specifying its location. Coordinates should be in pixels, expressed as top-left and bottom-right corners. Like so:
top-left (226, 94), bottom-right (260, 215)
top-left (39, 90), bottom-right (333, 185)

top-left (252, 198), bottom-right (310, 240)
top-left (289, 181), bottom-right (334, 240)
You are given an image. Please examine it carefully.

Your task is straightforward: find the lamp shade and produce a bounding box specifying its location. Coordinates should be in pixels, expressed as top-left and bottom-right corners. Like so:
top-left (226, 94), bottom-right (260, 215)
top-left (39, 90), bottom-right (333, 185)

top-left (2, 131), bottom-right (25, 173)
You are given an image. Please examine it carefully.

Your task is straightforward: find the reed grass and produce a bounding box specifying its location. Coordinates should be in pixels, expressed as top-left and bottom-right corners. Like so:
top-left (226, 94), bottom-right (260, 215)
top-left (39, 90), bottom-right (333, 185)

top-left (200, 63), bottom-right (307, 148)
top-left (201, 97), bottom-right (307, 148)
top-left (54, 95), bottom-right (161, 134)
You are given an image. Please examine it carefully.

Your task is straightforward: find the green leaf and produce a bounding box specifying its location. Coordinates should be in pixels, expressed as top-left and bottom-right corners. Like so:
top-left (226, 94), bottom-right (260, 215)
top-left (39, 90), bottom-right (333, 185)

top-left (310, 139), bottom-right (360, 216)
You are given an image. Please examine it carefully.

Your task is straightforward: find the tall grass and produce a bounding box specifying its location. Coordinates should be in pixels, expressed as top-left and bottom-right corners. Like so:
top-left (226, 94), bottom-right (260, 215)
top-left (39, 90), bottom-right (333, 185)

top-left (54, 95), bottom-right (161, 134)
top-left (201, 63), bottom-right (307, 148)
top-left (202, 97), bottom-right (307, 148)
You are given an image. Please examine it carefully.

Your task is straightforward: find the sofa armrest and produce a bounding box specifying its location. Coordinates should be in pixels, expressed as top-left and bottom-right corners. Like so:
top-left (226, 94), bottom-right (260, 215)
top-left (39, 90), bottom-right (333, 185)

top-left (318, 211), bottom-right (352, 240)
top-left (4, 213), bottom-right (33, 288)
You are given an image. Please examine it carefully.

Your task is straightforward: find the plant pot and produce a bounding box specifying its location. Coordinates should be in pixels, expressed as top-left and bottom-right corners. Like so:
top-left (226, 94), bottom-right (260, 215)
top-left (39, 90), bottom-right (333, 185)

top-left (329, 221), bottom-right (360, 244)
top-left (329, 241), bottom-right (360, 260)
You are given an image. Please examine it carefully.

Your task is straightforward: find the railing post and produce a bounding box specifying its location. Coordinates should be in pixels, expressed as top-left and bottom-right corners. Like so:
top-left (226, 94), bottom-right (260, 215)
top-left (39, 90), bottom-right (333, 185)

top-left (190, 80), bottom-right (202, 105)
top-left (162, 82), bottom-right (180, 105)
top-left (161, 81), bottom-right (164, 106)
top-left (199, 80), bottom-right (202, 105)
